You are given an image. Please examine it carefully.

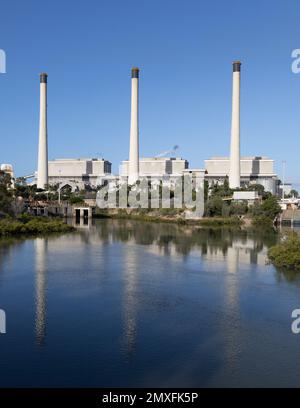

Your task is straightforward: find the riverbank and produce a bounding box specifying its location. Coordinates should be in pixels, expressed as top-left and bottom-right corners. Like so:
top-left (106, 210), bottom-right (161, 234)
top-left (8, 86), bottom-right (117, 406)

top-left (0, 216), bottom-right (75, 237)
top-left (95, 209), bottom-right (243, 227)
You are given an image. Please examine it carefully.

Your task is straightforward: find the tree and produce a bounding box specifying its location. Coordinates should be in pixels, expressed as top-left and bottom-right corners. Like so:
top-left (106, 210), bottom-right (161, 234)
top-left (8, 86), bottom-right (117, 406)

top-left (69, 195), bottom-right (85, 204)
top-left (204, 180), bottom-right (209, 201)
top-left (210, 178), bottom-right (232, 198)
top-left (290, 189), bottom-right (299, 198)
top-left (222, 177), bottom-right (231, 196)
top-left (249, 195), bottom-right (281, 221)
top-left (14, 183), bottom-right (38, 199)
top-left (205, 196), bottom-right (223, 217)
top-left (0, 171), bottom-right (13, 216)
top-left (260, 195), bottom-right (281, 219)
top-left (248, 183), bottom-right (265, 195)
top-left (229, 201), bottom-right (248, 215)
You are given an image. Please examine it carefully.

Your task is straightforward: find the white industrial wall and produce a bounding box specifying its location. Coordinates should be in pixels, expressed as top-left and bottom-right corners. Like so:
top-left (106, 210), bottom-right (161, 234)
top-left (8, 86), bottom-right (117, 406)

top-left (121, 158), bottom-right (188, 177)
top-left (48, 159), bottom-right (109, 177)
top-left (205, 157), bottom-right (275, 176)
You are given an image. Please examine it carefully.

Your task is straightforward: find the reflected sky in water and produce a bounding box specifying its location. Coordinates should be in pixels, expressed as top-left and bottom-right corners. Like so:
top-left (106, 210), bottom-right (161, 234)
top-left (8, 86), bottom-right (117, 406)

top-left (0, 220), bottom-right (300, 387)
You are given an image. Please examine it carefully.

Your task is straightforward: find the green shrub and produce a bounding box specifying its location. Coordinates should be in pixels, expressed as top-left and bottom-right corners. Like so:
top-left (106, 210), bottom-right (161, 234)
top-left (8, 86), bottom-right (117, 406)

top-left (205, 196), bottom-right (223, 217)
top-left (230, 201), bottom-right (248, 216)
top-left (199, 216), bottom-right (242, 227)
top-left (0, 217), bottom-right (74, 236)
top-left (268, 233), bottom-right (300, 270)
top-left (260, 195), bottom-right (281, 219)
top-left (251, 215), bottom-right (274, 228)
top-left (250, 196), bottom-right (281, 220)
top-left (69, 195), bottom-right (85, 204)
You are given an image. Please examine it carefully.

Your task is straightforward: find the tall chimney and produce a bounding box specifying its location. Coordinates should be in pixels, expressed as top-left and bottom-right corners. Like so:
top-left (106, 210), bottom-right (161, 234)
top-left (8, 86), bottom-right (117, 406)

top-left (37, 73), bottom-right (48, 189)
top-left (229, 61), bottom-right (241, 189)
top-left (128, 67), bottom-right (139, 185)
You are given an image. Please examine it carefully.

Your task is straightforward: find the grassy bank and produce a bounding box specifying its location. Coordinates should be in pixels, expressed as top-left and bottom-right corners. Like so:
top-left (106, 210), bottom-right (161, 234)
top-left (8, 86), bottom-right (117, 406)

top-left (95, 209), bottom-right (243, 227)
top-left (198, 216), bottom-right (242, 227)
top-left (0, 216), bottom-right (75, 237)
top-left (268, 233), bottom-right (300, 270)
top-left (95, 209), bottom-right (187, 224)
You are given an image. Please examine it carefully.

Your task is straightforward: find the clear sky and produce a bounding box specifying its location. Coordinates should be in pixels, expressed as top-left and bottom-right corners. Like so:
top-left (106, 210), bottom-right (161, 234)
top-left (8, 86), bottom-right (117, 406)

top-left (0, 0), bottom-right (299, 186)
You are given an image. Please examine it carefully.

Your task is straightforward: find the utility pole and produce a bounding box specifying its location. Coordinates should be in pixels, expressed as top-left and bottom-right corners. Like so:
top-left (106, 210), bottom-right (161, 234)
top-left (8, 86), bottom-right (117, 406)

top-left (58, 170), bottom-right (61, 205)
top-left (282, 160), bottom-right (286, 200)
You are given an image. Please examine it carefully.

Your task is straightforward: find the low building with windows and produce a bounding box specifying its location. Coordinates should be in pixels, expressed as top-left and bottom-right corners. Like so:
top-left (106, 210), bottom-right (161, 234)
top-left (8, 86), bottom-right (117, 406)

top-left (232, 191), bottom-right (261, 205)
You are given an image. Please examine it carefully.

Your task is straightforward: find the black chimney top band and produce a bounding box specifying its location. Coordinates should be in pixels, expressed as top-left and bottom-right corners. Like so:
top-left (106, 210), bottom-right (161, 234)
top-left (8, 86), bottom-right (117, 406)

top-left (40, 73), bottom-right (48, 83)
top-left (232, 61), bottom-right (241, 72)
top-left (131, 67), bottom-right (139, 78)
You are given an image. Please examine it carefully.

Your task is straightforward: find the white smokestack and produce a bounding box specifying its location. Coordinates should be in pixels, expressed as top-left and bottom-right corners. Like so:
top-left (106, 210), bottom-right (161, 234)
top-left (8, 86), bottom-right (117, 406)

top-left (128, 67), bottom-right (139, 185)
top-left (229, 61), bottom-right (241, 189)
top-left (37, 73), bottom-right (48, 189)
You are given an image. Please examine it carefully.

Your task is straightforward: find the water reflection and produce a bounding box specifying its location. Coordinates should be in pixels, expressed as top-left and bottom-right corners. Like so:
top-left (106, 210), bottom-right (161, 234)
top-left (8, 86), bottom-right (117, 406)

top-left (0, 237), bottom-right (25, 276)
top-left (65, 220), bottom-right (278, 260)
top-left (1, 220), bottom-right (300, 387)
top-left (122, 243), bottom-right (138, 358)
top-left (35, 237), bottom-right (47, 346)
top-left (0, 222), bottom-right (284, 351)
top-left (70, 217), bottom-right (92, 229)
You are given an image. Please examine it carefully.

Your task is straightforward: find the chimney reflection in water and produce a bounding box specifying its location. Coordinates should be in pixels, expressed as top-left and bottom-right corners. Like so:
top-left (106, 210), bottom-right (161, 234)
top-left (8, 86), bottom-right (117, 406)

top-left (35, 237), bottom-right (47, 346)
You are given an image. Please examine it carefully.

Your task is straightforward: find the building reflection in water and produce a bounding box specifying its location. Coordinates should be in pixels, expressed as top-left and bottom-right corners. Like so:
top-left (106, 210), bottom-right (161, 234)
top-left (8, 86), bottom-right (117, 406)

top-left (71, 217), bottom-right (92, 229)
top-left (35, 237), bottom-right (47, 346)
top-left (32, 221), bottom-right (277, 356)
top-left (223, 244), bottom-right (241, 376)
top-left (204, 235), bottom-right (269, 382)
top-left (122, 241), bottom-right (138, 359)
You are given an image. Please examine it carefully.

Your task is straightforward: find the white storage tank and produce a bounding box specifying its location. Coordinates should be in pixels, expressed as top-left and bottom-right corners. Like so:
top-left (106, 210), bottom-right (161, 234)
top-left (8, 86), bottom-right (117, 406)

top-left (1, 164), bottom-right (14, 177)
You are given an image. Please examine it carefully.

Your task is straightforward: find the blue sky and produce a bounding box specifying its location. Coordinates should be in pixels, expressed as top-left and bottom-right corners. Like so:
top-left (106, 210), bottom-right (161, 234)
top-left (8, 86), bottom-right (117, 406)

top-left (0, 0), bottom-right (299, 185)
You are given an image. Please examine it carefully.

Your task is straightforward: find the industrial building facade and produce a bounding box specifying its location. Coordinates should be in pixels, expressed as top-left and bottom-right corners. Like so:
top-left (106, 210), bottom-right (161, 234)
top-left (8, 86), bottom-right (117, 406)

top-left (48, 158), bottom-right (112, 190)
top-left (121, 157), bottom-right (189, 179)
top-left (30, 64), bottom-right (281, 196)
top-left (204, 156), bottom-right (278, 194)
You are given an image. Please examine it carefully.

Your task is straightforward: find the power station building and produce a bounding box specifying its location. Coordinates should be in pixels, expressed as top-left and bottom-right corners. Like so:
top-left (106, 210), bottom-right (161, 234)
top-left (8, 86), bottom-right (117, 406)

top-left (204, 156), bottom-right (278, 194)
top-left (34, 72), bottom-right (112, 191)
top-left (31, 63), bottom-right (280, 196)
top-left (204, 61), bottom-right (278, 195)
top-left (120, 157), bottom-right (189, 180)
top-left (48, 158), bottom-right (112, 190)
top-left (123, 67), bottom-right (195, 182)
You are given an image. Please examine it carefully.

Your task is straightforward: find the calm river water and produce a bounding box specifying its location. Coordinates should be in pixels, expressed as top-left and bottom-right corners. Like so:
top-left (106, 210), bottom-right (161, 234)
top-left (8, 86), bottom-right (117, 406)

top-left (0, 220), bottom-right (300, 387)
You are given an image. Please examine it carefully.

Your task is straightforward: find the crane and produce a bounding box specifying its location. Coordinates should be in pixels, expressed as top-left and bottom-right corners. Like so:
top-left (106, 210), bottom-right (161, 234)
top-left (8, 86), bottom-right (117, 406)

top-left (155, 145), bottom-right (179, 158)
